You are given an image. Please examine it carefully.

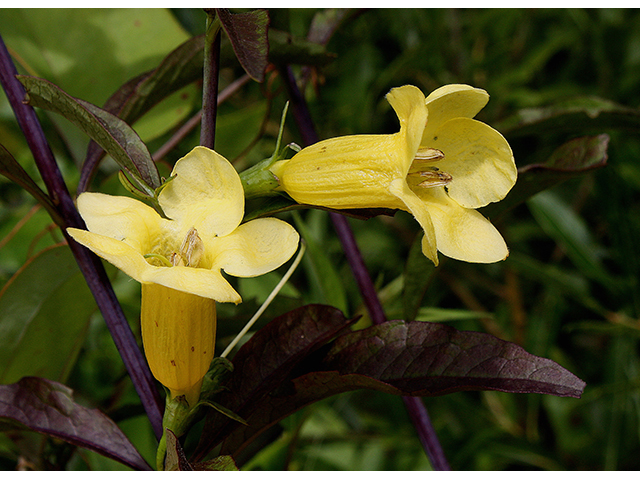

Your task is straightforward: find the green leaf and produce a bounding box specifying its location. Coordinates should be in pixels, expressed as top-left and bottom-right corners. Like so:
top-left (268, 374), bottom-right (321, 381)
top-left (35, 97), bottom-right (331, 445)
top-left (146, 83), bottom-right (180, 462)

top-left (164, 429), bottom-right (193, 471)
top-left (0, 144), bottom-right (61, 224)
top-left (216, 8), bottom-right (269, 82)
top-left (18, 75), bottom-right (160, 193)
top-left (527, 190), bottom-right (615, 287)
top-left (80, 34), bottom-right (204, 191)
top-left (0, 245), bottom-right (96, 384)
top-left (102, 35), bottom-right (205, 127)
top-left (293, 211), bottom-right (348, 313)
top-left (268, 29), bottom-right (337, 66)
top-left (498, 97), bottom-right (640, 138)
top-left (194, 455), bottom-right (238, 471)
top-left (0, 9), bottom-right (190, 107)
top-left (481, 134), bottom-right (609, 217)
top-left (402, 234), bottom-right (436, 322)
top-left (0, 377), bottom-right (151, 470)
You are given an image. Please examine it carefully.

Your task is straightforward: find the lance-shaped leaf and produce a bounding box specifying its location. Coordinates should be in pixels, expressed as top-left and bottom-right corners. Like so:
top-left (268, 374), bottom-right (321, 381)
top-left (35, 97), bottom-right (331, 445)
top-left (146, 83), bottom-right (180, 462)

top-left (319, 320), bottom-right (585, 397)
top-left (402, 235), bottom-right (436, 323)
top-left (497, 96), bottom-right (640, 137)
top-left (481, 134), bottom-right (609, 218)
top-left (0, 144), bottom-right (62, 224)
top-left (268, 29), bottom-right (337, 66)
top-left (17, 75), bottom-right (160, 194)
top-left (0, 246), bottom-right (95, 385)
top-left (193, 304), bottom-right (355, 461)
top-left (196, 314), bottom-right (584, 459)
top-left (215, 8), bottom-right (269, 82)
top-left (0, 377), bottom-right (151, 470)
top-left (80, 35), bottom-right (205, 192)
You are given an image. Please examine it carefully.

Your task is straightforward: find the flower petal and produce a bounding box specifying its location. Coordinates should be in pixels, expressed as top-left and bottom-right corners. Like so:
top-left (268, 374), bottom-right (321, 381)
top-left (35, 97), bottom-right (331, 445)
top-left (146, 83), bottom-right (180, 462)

top-left (276, 134), bottom-right (406, 209)
top-left (213, 218), bottom-right (300, 277)
top-left (68, 227), bottom-right (242, 303)
top-left (67, 228), bottom-right (156, 283)
top-left (142, 265), bottom-right (242, 304)
top-left (159, 146), bottom-right (244, 238)
top-left (141, 283), bottom-right (216, 406)
top-left (420, 188), bottom-right (509, 263)
top-left (428, 118), bottom-right (516, 208)
top-left (76, 192), bottom-right (162, 254)
top-left (389, 178), bottom-right (439, 265)
top-left (386, 85), bottom-right (429, 174)
top-left (421, 84), bottom-right (489, 144)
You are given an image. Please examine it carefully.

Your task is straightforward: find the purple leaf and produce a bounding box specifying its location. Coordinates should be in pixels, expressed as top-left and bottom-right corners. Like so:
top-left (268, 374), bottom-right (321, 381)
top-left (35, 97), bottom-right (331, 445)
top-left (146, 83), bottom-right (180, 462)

top-left (17, 75), bottom-right (160, 193)
top-left (192, 304), bottom-right (355, 461)
top-left (320, 320), bottom-right (586, 397)
top-left (215, 9), bottom-right (269, 82)
top-left (195, 317), bottom-right (584, 460)
top-left (0, 377), bottom-right (151, 470)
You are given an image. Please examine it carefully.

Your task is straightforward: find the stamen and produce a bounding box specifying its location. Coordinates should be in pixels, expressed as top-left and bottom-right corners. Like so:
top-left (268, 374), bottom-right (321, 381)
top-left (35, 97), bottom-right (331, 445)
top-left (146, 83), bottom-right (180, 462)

top-left (416, 169), bottom-right (453, 188)
top-left (170, 252), bottom-right (185, 267)
top-left (180, 227), bottom-right (204, 267)
top-left (413, 147), bottom-right (445, 162)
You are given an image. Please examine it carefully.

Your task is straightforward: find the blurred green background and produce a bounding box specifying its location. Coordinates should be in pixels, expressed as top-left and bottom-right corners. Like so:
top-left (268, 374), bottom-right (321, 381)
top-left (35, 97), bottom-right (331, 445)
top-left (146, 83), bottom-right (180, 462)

top-left (2, 8), bottom-right (640, 470)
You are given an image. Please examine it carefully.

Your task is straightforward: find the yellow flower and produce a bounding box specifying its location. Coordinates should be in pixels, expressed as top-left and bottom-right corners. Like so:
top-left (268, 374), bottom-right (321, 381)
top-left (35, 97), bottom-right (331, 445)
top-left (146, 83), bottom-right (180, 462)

top-left (68, 146), bottom-right (299, 406)
top-left (270, 84), bottom-right (516, 265)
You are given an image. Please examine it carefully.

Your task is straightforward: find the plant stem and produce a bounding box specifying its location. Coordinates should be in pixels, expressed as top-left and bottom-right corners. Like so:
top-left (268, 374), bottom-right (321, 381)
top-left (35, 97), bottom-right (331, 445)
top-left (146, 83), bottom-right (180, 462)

top-left (0, 34), bottom-right (164, 440)
top-left (280, 64), bottom-right (450, 470)
top-left (200, 11), bottom-right (221, 149)
top-left (153, 74), bottom-right (251, 162)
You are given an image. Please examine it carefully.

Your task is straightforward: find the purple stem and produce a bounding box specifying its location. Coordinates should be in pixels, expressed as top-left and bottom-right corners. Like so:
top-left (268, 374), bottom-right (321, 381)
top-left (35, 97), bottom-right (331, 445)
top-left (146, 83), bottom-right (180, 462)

top-left (281, 65), bottom-right (450, 470)
top-left (200, 13), bottom-right (221, 150)
top-left (0, 35), bottom-right (164, 441)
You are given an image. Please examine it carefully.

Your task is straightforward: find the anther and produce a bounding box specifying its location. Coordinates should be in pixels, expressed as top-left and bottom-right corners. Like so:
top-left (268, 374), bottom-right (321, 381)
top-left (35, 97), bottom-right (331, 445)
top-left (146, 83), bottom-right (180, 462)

top-left (413, 147), bottom-right (445, 162)
top-left (416, 170), bottom-right (453, 188)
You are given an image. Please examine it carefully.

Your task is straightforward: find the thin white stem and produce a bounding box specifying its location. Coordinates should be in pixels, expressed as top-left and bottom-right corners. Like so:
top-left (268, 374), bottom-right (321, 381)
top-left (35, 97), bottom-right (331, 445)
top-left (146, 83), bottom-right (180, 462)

top-left (220, 241), bottom-right (306, 358)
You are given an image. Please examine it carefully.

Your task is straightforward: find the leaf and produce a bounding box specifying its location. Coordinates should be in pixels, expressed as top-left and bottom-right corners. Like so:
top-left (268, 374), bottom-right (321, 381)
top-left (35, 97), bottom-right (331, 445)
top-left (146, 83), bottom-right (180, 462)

top-left (481, 134), bottom-right (609, 217)
top-left (498, 96), bottom-right (640, 138)
top-left (307, 9), bottom-right (352, 45)
top-left (193, 304), bottom-right (355, 461)
top-left (0, 144), bottom-right (61, 224)
top-left (402, 234), bottom-right (436, 322)
top-left (0, 9), bottom-right (190, 107)
top-left (195, 304), bottom-right (584, 460)
top-left (0, 377), bottom-right (151, 470)
top-left (216, 9), bottom-right (269, 82)
top-left (165, 429), bottom-right (193, 471)
top-left (194, 455), bottom-right (238, 471)
top-left (0, 245), bottom-right (96, 384)
top-left (268, 29), bottom-right (337, 66)
top-left (203, 318), bottom-right (583, 459)
top-left (17, 75), bottom-right (160, 193)
top-left (80, 34), bottom-right (205, 191)
top-left (319, 321), bottom-right (585, 397)
top-left (293, 212), bottom-right (348, 313)
top-left (103, 35), bottom-right (205, 127)
top-left (527, 190), bottom-right (615, 287)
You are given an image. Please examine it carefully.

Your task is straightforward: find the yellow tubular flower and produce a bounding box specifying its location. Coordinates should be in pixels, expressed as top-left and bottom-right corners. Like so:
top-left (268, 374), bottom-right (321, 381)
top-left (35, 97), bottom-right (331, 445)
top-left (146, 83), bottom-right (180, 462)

top-left (68, 146), bottom-right (299, 406)
top-left (270, 84), bottom-right (517, 266)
